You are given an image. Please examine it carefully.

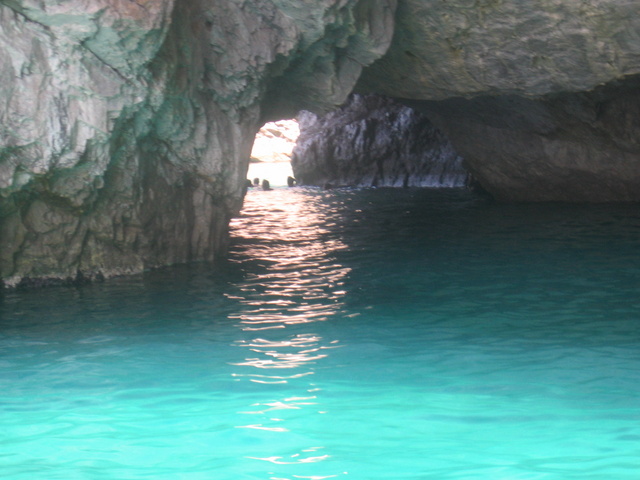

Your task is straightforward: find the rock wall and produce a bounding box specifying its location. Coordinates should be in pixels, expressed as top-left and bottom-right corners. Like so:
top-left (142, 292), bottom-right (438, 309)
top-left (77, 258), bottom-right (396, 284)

top-left (292, 94), bottom-right (469, 188)
top-left (0, 0), bottom-right (396, 286)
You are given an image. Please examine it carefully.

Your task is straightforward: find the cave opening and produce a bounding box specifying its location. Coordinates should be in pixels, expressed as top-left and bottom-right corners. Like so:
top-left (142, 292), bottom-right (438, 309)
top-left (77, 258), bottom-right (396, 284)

top-left (253, 94), bottom-right (472, 191)
top-left (248, 119), bottom-right (299, 189)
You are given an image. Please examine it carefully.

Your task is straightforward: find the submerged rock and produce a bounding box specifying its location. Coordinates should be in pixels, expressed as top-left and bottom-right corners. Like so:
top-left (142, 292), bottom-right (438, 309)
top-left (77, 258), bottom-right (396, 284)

top-left (292, 94), bottom-right (469, 188)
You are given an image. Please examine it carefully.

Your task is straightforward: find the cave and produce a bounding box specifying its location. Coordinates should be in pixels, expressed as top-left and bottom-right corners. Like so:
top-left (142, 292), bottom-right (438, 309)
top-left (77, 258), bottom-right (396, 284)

top-left (2, 1), bottom-right (640, 285)
top-left (2, 1), bottom-right (640, 286)
top-left (2, 3), bottom-right (640, 477)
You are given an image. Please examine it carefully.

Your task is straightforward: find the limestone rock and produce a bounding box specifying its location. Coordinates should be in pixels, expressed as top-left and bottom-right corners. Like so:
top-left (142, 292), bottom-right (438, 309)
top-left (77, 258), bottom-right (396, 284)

top-left (292, 94), bottom-right (469, 188)
top-left (4, 0), bottom-right (640, 286)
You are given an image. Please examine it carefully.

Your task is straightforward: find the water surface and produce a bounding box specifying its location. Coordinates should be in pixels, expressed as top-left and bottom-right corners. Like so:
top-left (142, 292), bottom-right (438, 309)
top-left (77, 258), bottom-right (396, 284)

top-left (2, 187), bottom-right (640, 479)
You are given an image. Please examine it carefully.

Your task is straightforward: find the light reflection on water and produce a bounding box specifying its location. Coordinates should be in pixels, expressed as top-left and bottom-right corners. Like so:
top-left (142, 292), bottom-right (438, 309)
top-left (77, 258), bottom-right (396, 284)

top-left (228, 187), bottom-right (350, 476)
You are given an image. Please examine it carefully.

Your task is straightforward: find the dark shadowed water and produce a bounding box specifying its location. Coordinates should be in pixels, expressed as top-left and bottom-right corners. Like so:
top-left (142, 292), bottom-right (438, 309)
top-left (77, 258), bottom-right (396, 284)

top-left (1, 186), bottom-right (640, 479)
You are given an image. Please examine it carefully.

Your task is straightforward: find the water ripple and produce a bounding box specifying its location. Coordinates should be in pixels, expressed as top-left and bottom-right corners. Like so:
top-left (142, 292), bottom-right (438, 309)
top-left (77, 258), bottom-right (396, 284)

top-left (2, 187), bottom-right (640, 479)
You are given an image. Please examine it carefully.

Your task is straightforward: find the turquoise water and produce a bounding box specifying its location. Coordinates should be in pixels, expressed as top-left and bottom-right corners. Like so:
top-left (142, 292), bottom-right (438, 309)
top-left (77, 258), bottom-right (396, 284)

top-left (2, 187), bottom-right (640, 479)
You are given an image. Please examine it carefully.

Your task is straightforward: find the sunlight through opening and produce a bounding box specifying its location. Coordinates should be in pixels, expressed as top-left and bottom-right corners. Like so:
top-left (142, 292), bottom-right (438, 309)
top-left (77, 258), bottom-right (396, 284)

top-left (249, 119), bottom-right (299, 188)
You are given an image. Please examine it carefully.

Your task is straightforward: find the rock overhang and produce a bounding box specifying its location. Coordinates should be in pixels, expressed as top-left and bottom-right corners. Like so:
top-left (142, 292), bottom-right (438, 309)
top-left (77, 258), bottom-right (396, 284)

top-left (357, 0), bottom-right (640, 101)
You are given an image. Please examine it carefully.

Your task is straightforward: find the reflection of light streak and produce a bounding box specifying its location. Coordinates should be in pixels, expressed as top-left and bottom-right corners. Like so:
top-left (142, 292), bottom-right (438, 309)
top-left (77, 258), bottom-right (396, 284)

top-left (242, 325), bottom-right (286, 331)
top-left (293, 475), bottom-right (340, 480)
top-left (230, 354), bottom-right (326, 369)
top-left (231, 372), bottom-right (314, 380)
top-left (239, 397), bottom-right (318, 414)
top-left (236, 424), bottom-right (289, 432)
top-left (284, 396), bottom-right (315, 401)
top-left (230, 335), bottom-right (341, 371)
top-left (248, 378), bottom-right (288, 384)
top-left (249, 446), bottom-right (338, 476)
top-left (237, 336), bottom-right (323, 348)
top-left (229, 190), bottom-right (351, 327)
top-left (229, 190), bottom-right (349, 477)
top-left (269, 474), bottom-right (340, 480)
top-left (248, 455), bottom-right (330, 465)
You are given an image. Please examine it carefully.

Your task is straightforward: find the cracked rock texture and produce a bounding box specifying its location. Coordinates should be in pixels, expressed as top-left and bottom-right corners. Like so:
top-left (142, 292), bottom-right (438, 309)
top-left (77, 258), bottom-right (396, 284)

top-left (3, 0), bottom-right (640, 286)
top-left (292, 94), bottom-right (469, 188)
top-left (0, 0), bottom-right (395, 286)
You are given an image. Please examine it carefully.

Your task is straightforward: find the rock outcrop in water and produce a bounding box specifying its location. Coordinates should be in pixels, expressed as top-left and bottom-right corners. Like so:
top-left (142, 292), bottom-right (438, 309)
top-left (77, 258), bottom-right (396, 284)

top-left (292, 94), bottom-right (469, 188)
top-left (3, 0), bottom-right (640, 285)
